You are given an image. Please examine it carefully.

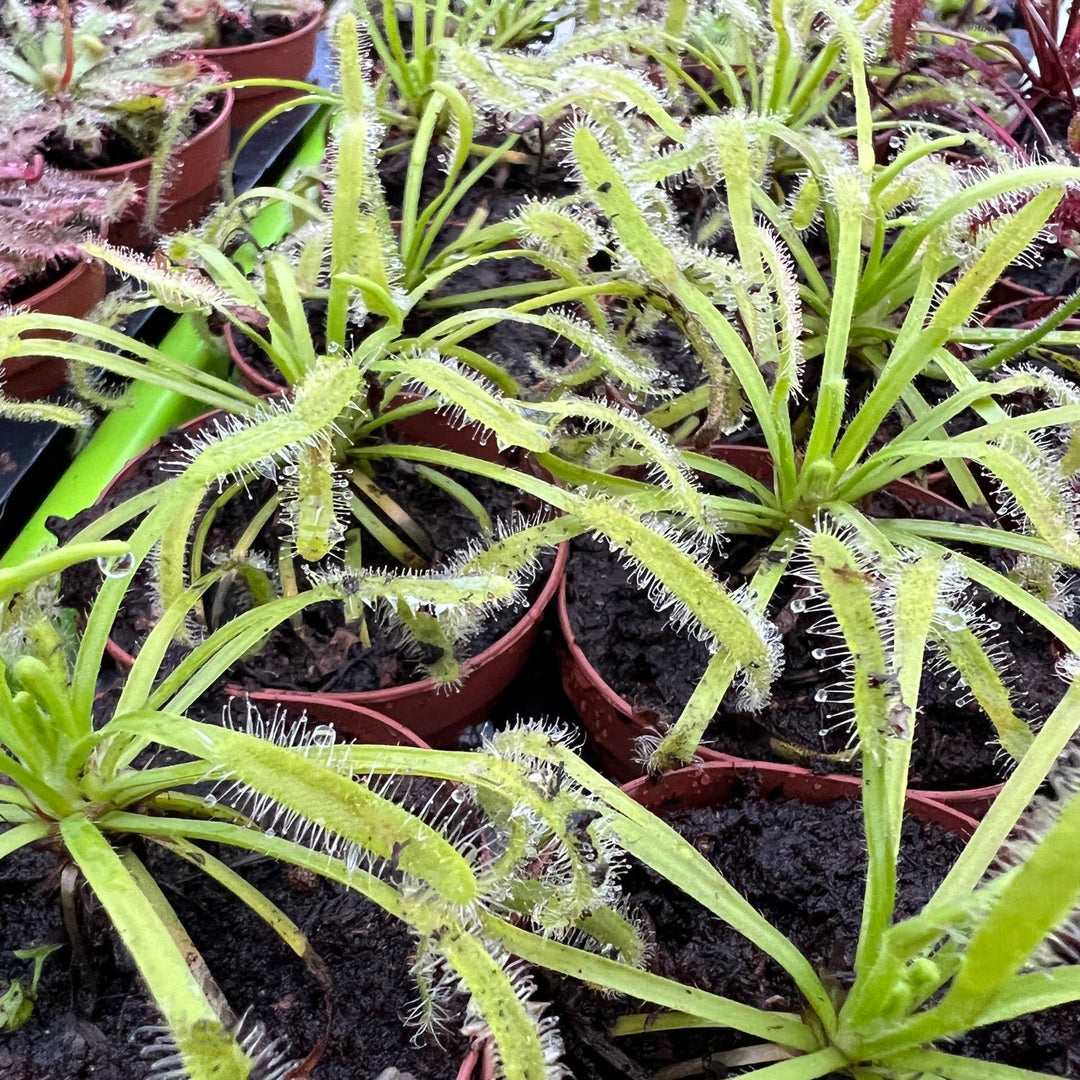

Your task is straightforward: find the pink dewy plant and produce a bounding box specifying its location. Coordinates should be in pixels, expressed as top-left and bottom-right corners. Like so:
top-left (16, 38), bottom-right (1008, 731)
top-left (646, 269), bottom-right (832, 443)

top-left (0, 157), bottom-right (135, 299)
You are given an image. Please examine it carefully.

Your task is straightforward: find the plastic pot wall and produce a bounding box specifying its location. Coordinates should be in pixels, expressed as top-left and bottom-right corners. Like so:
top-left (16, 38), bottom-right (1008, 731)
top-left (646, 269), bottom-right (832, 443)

top-left (78, 90), bottom-right (234, 249)
top-left (197, 13), bottom-right (324, 131)
top-left (3, 259), bottom-right (106, 400)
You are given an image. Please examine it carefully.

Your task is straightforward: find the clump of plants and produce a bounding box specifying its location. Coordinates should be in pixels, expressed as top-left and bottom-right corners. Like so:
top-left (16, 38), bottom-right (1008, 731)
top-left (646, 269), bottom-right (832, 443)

top-left (0, 529), bottom-right (658, 1079)
top-left (0, 0), bottom-right (224, 168)
top-left (0, 13), bottom-right (743, 701)
top-left (135, 0), bottom-right (324, 48)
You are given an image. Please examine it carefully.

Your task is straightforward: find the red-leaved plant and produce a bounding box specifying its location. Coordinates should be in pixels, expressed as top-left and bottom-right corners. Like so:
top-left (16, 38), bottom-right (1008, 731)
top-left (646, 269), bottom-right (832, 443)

top-left (0, 156), bottom-right (135, 300)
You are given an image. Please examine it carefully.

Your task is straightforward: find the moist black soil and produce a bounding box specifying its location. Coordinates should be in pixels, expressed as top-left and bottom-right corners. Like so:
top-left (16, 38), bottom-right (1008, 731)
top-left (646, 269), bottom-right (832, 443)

top-left (50, 421), bottom-right (554, 697)
top-left (564, 487), bottom-right (1078, 790)
top-left (549, 779), bottom-right (1080, 1078)
top-left (0, 835), bottom-right (469, 1080)
top-left (212, 11), bottom-right (313, 47)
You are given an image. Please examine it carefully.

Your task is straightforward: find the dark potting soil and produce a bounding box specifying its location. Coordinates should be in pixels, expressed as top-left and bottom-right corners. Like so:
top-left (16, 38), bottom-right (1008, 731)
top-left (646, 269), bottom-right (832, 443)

top-left (564, 491), bottom-right (1077, 790)
top-left (0, 837), bottom-right (470, 1079)
top-left (211, 11), bottom-right (314, 47)
top-left (50, 422), bottom-right (554, 697)
top-left (548, 780), bottom-right (1080, 1078)
top-left (37, 91), bottom-right (226, 171)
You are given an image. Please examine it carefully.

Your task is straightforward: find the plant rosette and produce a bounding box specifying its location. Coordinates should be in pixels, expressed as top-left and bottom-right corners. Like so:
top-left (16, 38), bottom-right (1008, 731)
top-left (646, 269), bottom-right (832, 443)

top-left (0, 688), bottom-right (499, 1079)
top-left (573, 761), bottom-right (990, 1075)
top-left (2, 259), bottom-right (106, 400)
top-left (557, 445), bottom-right (1018, 815)
top-left (195, 8), bottom-right (324, 131)
top-left (77, 87), bottom-right (234, 249)
top-left (73, 406), bottom-right (568, 747)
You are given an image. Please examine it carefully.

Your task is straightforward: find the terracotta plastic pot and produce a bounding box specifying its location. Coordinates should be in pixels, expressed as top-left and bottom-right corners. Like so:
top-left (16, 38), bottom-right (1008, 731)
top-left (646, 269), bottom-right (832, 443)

top-left (97, 405), bottom-right (567, 747)
top-left (196, 12), bottom-right (324, 132)
top-left (77, 89), bottom-right (234, 249)
top-left (245, 540), bottom-right (568, 746)
top-left (623, 758), bottom-right (979, 838)
top-left (3, 258), bottom-right (106, 400)
top-left (559, 443), bottom-right (1004, 816)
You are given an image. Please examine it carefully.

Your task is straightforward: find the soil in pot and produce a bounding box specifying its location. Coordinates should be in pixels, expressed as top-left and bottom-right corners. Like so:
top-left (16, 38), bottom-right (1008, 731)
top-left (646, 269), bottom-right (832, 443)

top-left (51, 422), bottom-right (555, 698)
top-left (0, 838), bottom-right (471, 1079)
top-left (546, 774), bottom-right (1080, 1078)
top-left (563, 484), bottom-right (1078, 790)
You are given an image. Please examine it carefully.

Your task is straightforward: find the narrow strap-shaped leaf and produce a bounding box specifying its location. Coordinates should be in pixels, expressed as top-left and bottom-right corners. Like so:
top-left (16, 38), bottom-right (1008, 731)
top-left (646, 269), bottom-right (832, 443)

top-left (0, 821), bottom-right (50, 861)
top-left (60, 816), bottom-right (251, 1080)
top-left (104, 714), bottom-right (481, 907)
top-left (884, 1047), bottom-right (1065, 1080)
top-left (930, 624), bottom-right (1034, 762)
top-left (648, 535), bottom-right (793, 770)
top-left (482, 915), bottom-right (819, 1052)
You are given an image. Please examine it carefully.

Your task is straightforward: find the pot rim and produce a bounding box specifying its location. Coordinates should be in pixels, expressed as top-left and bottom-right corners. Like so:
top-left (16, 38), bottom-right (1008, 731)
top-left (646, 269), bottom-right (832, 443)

top-left (622, 758), bottom-right (981, 837)
top-left (13, 255), bottom-right (99, 310)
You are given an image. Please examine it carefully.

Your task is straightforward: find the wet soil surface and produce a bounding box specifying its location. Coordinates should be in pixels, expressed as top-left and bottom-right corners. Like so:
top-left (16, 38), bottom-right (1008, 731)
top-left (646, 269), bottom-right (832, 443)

top-left (548, 778), bottom-right (1080, 1077)
top-left (51, 422), bottom-right (554, 698)
top-left (564, 488), bottom-right (1078, 790)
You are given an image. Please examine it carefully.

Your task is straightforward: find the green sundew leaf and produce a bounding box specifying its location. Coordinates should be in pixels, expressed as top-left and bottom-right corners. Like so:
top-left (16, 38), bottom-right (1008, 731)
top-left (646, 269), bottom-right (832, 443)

top-left (420, 915), bottom-right (551, 1080)
top-left (373, 352), bottom-right (553, 452)
top-left (808, 531), bottom-right (887, 754)
top-left (514, 203), bottom-right (604, 274)
top-left (262, 254), bottom-right (316, 375)
top-left (447, 307), bottom-right (663, 398)
top-left (60, 817), bottom-right (250, 1080)
top-left (648, 651), bottom-right (737, 771)
top-left (576, 905), bottom-right (649, 967)
top-left (648, 535), bottom-right (793, 771)
top-left (570, 127), bottom-right (778, 463)
top-left (567, 496), bottom-right (778, 708)
top-left (485, 914), bottom-right (821, 1051)
top-left (105, 715), bottom-right (480, 907)
top-left (867, 788), bottom-right (1080, 1057)
top-left (544, 395), bottom-right (705, 522)
top-left (930, 623), bottom-right (1034, 763)
top-left (394, 607), bottom-right (462, 685)
top-left (834, 187), bottom-right (1067, 474)
top-left (886, 1048), bottom-right (1067, 1080)
top-left (0, 542), bottom-right (128, 602)
top-left (557, 62), bottom-right (685, 141)
top-left (460, 516), bottom-right (585, 578)
top-left (294, 436), bottom-right (339, 563)
top-left (157, 354), bottom-right (361, 615)
top-left (807, 530), bottom-right (907, 987)
top-left (441, 42), bottom-right (533, 113)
